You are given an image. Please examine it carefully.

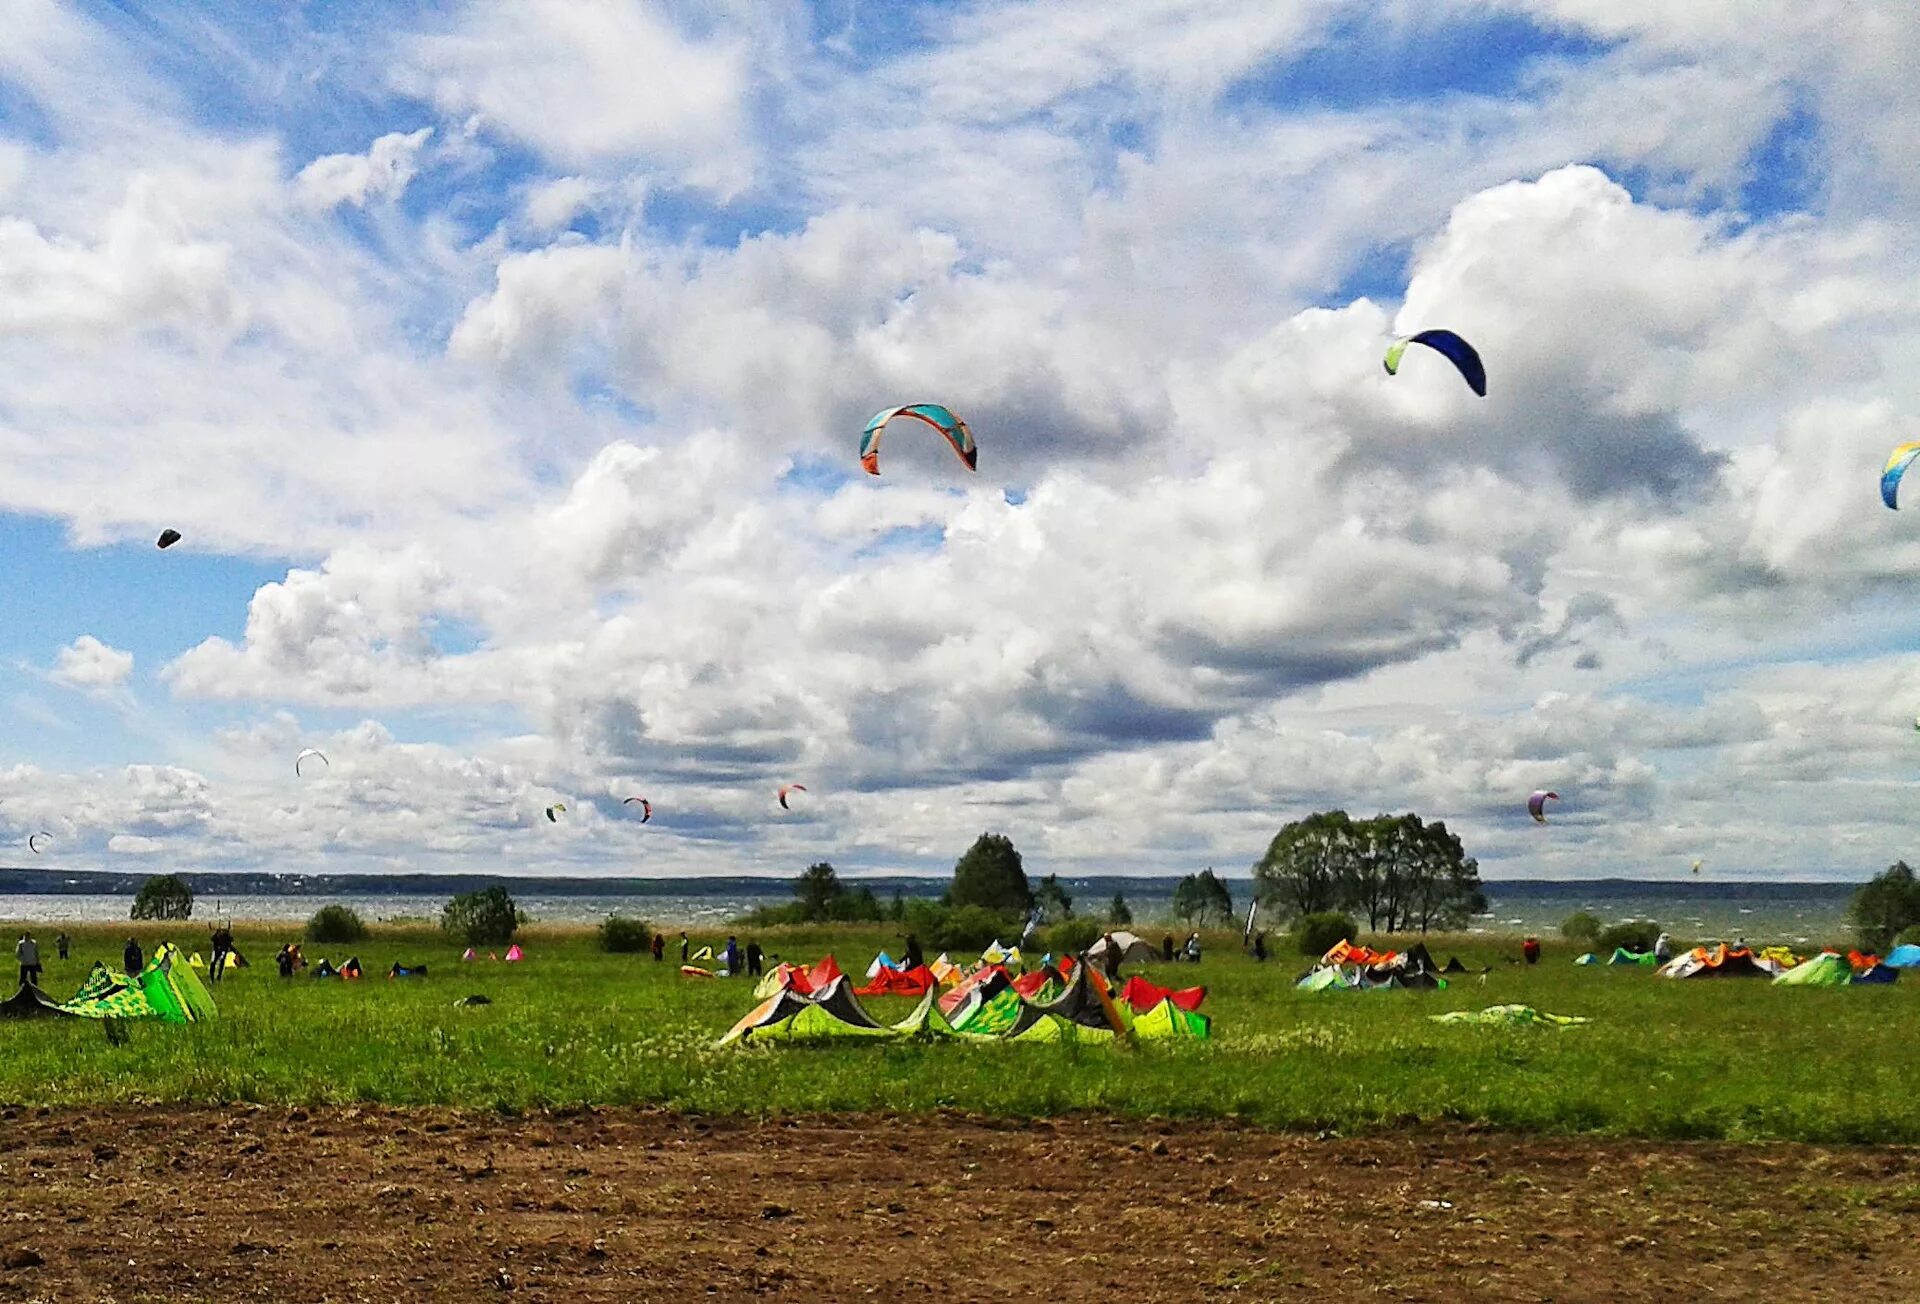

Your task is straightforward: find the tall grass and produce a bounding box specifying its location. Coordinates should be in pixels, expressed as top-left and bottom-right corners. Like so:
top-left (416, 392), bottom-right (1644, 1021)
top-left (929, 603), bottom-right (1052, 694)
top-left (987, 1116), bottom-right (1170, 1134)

top-left (1, 923), bottom-right (1911, 1142)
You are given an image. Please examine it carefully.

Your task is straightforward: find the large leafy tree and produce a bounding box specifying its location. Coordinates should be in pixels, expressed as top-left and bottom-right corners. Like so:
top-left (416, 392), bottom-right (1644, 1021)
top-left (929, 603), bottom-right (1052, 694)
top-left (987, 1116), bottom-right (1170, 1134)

top-left (1851, 861), bottom-right (1920, 952)
top-left (441, 886), bottom-right (524, 946)
top-left (1171, 868), bottom-right (1234, 927)
top-left (794, 862), bottom-right (843, 921)
top-left (1252, 811), bottom-right (1357, 921)
top-left (130, 874), bottom-right (194, 921)
top-left (1035, 873), bottom-right (1074, 922)
top-left (946, 833), bottom-right (1034, 913)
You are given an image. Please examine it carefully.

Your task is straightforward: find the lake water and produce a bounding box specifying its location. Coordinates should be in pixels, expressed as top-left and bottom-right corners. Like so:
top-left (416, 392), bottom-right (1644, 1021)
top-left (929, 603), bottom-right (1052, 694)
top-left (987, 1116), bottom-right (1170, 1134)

top-left (0, 879), bottom-right (1859, 945)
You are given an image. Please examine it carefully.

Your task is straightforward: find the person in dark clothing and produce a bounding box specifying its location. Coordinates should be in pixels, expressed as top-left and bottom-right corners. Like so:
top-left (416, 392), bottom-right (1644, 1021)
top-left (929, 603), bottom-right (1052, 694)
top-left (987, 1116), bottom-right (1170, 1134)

top-left (723, 935), bottom-right (742, 976)
top-left (745, 940), bottom-right (764, 977)
top-left (124, 937), bottom-right (144, 976)
top-left (902, 934), bottom-right (924, 971)
top-left (1252, 932), bottom-right (1268, 962)
top-left (16, 932), bottom-right (41, 988)
top-left (55, 932), bottom-right (70, 962)
top-left (679, 932), bottom-right (690, 965)
top-left (650, 933), bottom-right (665, 962)
top-left (275, 944), bottom-right (295, 981)
top-left (1162, 934), bottom-right (1176, 963)
top-left (1098, 933), bottom-right (1123, 982)
top-left (208, 921), bottom-right (235, 984)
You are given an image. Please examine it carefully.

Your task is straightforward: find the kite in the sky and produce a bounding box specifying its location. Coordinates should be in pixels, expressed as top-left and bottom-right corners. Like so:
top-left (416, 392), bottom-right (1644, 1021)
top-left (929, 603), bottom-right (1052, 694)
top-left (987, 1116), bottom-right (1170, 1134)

top-left (27, 832), bottom-right (49, 854)
top-left (623, 796), bottom-right (653, 823)
top-left (1881, 442), bottom-right (1920, 509)
top-left (295, 748), bottom-right (329, 777)
top-left (1383, 330), bottom-right (1487, 397)
top-left (546, 802), bottom-right (567, 823)
top-left (156, 529), bottom-right (182, 549)
top-left (777, 783), bottom-right (807, 811)
top-left (858, 404), bottom-right (977, 476)
top-left (1691, 858), bottom-right (1703, 875)
top-left (1527, 790), bottom-right (1559, 824)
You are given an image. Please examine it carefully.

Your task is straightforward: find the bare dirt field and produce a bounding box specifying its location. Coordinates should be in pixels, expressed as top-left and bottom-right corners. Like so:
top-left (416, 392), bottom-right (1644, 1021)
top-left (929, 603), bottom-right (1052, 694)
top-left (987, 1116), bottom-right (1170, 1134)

top-left (1, 1106), bottom-right (1916, 1302)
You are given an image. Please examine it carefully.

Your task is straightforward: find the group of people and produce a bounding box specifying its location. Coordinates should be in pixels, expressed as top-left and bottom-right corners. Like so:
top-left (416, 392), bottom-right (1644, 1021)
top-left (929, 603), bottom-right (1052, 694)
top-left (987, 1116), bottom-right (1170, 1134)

top-left (14, 930), bottom-right (75, 988)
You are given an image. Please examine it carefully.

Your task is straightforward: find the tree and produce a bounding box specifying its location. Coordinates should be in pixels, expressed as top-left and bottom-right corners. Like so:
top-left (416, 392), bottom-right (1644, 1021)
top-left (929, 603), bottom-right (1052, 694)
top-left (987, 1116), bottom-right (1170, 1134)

top-left (1561, 910), bottom-right (1603, 945)
top-left (1295, 911), bottom-right (1357, 957)
top-left (1172, 869), bottom-right (1234, 927)
top-left (306, 904), bottom-right (368, 944)
top-left (1036, 873), bottom-right (1074, 922)
top-left (130, 874), bottom-right (194, 921)
top-left (1109, 892), bottom-right (1133, 926)
top-left (1398, 817), bottom-right (1485, 933)
top-left (442, 886), bottom-right (524, 946)
top-left (1851, 861), bottom-right (1920, 952)
top-left (946, 833), bottom-right (1033, 913)
top-left (598, 915), bottom-right (653, 953)
top-left (1252, 811), bottom-right (1358, 922)
top-left (794, 862), bottom-right (843, 921)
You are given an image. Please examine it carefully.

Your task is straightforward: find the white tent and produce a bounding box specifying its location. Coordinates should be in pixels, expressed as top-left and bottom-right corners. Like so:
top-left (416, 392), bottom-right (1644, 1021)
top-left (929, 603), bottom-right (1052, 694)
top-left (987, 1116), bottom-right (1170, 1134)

top-left (1085, 931), bottom-right (1158, 966)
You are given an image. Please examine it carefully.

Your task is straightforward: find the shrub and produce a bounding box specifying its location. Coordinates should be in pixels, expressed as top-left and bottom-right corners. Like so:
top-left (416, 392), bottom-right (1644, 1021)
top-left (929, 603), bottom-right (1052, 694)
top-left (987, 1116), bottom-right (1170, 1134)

top-left (441, 886), bottom-right (524, 947)
top-left (1596, 919), bottom-right (1661, 954)
top-left (130, 874), bottom-right (194, 921)
top-left (900, 900), bottom-right (1017, 953)
top-left (598, 915), bottom-right (653, 953)
top-left (1896, 924), bottom-right (1920, 949)
top-left (305, 904), bottom-right (368, 944)
top-left (1560, 910), bottom-right (1603, 945)
top-left (1295, 911), bottom-right (1357, 958)
top-left (1046, 918), bottom-right (1104, 957)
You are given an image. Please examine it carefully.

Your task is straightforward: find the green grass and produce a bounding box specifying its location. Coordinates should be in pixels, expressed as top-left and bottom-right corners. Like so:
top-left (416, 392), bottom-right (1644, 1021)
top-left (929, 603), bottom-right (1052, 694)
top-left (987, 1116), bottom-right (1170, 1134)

top-left (1, 923), bottom-right (1913, 1142)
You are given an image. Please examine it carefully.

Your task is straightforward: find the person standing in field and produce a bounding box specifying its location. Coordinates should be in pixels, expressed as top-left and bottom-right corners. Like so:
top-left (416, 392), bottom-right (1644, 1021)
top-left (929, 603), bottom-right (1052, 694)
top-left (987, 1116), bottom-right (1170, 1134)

top-left (276, 944), bottom-right (295, 982)
top-left (679, 932), bottom-right (690, 965)
top-left (745, 939), bottom-right (764, 976)
top-left (1252, 932), bottom-right (1268, 962)
top-left (723, 935), bottom-right (742, 976)
top-left (1654, 932), bottom-right (1672, 964)
top-left (124, 937), bottom-right (143, 976)
top-left (208, 920), bottom-right (235, 984)
top-left (1098, 933), bottom-right (1123, 982)
top-left (55, 932), bottom-right (70, 962)
top-left (902, 934), bottom-right (924, 971)
top-left (650, 933), bottom-right (665, 962)
top-left (1162, 934), bottom-right (1176, 963)
top-left (1184, 933), bottom-right (1202, 964)
top-left (1522, 936), bottom-right (1541, 965)
top-left (16, 932), bottom-right (41, 988)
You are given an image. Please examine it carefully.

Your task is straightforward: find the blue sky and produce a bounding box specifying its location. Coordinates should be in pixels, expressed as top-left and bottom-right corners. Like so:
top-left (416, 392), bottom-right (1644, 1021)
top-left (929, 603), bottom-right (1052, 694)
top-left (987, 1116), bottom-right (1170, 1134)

top-left (0, 0), bottom-right (1917, 880)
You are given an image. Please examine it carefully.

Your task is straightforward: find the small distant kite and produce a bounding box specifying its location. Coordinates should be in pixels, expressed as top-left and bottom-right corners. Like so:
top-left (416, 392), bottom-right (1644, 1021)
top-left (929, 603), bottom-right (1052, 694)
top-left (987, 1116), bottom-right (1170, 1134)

top-left (27, 832), bottom-right (50, 854)
top-left (859, 404), bottom-right (977, 477)
top-left (1882, 442), bottom-right (1920, 509)
top-left (295, 748), bottom-right (329, 777)
top-left (546, 802), bottom-right (567, 823)
top-left (778, 783), bottom-right (807, 811)
top-left (1691, 858), bottom-right (1704, 875)
top-left (156, 529), bottom-right (182, 550)
top-left (1383, 329), bottom-right (1487, 397)
top-left (623, 796), bottom-right (653, 823)
top-left (1527, 790), bottom-right (1559, 824)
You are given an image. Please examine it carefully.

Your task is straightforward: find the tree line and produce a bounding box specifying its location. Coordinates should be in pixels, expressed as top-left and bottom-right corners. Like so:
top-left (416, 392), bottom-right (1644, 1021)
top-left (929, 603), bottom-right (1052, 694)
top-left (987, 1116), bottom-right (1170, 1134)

top-left (1252, 810), bottom-right (1486, 934)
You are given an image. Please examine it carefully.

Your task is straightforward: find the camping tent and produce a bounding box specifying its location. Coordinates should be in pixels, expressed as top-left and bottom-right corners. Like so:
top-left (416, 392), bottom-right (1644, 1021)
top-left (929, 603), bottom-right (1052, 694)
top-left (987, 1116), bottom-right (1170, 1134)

top-left (1884, 944), bottom-right (1920, 968)
top-left (1085, 932), bottom-right (1158, 967)
top-left (1606, 948), bottom-right (1656, 966)
top-left (1774, 952), bottom-right (1850, 987)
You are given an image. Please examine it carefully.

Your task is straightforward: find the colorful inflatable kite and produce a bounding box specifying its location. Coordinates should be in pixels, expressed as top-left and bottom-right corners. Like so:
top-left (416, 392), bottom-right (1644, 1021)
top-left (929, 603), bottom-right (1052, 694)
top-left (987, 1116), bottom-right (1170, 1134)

top-left (1527, 790), bottom-right (1559, 824)
top-left (778, 783), bottom-right (807, 810)
top-left (1384, 330), bottom-right (1486, 397)
top-left (294, 748), bottom-right (329, 777)
top-left (1882, 442), bottom-right (1920, 509)
top-left (858, 404), bottom-right (977, 476)
top-left (623, 796), bottom-right (652, 822)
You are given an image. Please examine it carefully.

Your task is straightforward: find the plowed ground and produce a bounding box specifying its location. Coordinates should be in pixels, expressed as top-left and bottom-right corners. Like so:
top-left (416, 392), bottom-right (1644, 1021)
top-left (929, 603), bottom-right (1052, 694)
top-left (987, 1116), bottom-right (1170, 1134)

top-left (2, 1107), bottom-right (1917, 1302)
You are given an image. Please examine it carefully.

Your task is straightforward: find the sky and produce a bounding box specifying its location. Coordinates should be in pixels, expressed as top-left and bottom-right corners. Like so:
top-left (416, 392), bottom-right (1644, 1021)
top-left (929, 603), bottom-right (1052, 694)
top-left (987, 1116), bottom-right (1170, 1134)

top-left (1, 0), bottom-right (1918, 882)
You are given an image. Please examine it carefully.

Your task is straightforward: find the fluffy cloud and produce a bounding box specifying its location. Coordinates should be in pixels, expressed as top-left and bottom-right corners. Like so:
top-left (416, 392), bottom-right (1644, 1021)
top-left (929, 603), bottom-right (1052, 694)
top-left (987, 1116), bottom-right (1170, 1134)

top-left (48, 636), bottom-right (133, 693)
top-left (295, 128), bottom-right (434, 210)
top-left (2, 3), bottom-right (1918, 879)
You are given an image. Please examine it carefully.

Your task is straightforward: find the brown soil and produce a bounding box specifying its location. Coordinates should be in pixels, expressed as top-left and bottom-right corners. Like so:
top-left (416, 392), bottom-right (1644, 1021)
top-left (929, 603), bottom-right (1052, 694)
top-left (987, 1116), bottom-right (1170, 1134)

top-left (1, 1108), bottom-right (1916, 1302)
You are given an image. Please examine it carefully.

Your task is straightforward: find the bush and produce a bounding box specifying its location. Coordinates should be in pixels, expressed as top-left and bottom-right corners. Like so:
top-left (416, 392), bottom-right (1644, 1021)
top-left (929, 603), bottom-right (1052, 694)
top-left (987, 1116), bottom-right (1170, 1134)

top-left (441, 886), bottom-right (524, 947)
top-left (130, 874), bottom-right (194, 921)
top-left (598, 915), bottom-right (653, 953)
top-left (1046, 918), bottom-right (1104, 957)
top-left (1896, 925), bottom-right (1920, 949)
top-left (1295, 911), bottom-right (1357, 958)
top-left (1596, 919), bottom-right (1662, 954)
top-left (305, 904), bottom-right (368, 944)
top-left (901, 900), bottom-right (1017, 954)
top-left (1560, 910), bottom-right (1603, 945)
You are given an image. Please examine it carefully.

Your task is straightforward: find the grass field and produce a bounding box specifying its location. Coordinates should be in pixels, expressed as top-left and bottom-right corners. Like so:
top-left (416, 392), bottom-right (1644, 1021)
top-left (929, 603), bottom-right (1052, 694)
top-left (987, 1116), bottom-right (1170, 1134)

top-left (2, 922), bottom-right (1914, 1143)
